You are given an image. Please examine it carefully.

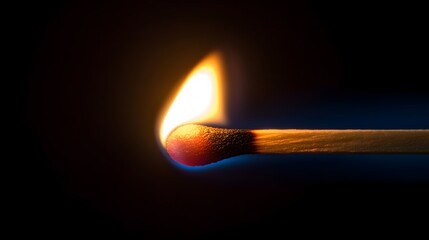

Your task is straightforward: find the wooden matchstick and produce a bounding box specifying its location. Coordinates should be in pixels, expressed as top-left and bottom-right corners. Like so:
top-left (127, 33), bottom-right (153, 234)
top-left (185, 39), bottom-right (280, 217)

top-left (166, 124), bottom-right (429, 166)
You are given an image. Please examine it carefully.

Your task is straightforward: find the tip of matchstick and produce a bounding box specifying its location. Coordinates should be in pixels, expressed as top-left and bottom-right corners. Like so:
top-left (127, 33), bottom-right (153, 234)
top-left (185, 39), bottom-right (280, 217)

top-left (166, 124), bottom-right (254, 166)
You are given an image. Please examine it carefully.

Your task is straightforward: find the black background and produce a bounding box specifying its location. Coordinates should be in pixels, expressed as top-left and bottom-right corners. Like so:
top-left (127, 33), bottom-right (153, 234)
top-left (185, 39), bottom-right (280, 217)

top-left (10, 0), bottom-right (429, 237)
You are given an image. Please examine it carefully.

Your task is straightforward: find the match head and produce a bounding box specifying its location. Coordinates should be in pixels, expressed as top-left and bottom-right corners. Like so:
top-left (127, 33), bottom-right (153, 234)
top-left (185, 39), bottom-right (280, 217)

top-left (166, 124), bottom-right (255, 166)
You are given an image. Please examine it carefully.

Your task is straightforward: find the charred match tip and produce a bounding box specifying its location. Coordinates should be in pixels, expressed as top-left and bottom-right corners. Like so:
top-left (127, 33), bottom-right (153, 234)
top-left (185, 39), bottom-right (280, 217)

top-left (166, 124), bottom-right (255, 166)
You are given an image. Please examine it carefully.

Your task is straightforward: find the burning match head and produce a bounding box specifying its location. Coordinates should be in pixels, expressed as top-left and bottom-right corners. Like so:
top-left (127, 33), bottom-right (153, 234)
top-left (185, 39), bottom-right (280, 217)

top-left (166, 124), bottom-right (255, 166)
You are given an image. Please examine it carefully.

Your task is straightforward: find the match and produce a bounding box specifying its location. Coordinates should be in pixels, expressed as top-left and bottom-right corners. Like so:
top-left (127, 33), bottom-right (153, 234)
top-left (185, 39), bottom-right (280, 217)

top-left (166, 124), bottom-right (429, 166)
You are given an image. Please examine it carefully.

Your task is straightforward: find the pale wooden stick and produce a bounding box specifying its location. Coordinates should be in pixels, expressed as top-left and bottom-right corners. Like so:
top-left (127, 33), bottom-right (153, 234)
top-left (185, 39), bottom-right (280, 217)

top-left (253, 129), bottom-right (429, 154)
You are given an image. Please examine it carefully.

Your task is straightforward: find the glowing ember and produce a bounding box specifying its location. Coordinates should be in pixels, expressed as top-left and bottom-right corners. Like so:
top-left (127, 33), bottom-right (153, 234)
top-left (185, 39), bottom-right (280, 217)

top-left (159, 52), bottom-right (226, 147)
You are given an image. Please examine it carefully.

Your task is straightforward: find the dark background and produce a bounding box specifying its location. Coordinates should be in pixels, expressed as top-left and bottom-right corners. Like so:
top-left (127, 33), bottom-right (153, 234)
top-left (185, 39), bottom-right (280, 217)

top-left (10, 0), bottom-right (429, 237)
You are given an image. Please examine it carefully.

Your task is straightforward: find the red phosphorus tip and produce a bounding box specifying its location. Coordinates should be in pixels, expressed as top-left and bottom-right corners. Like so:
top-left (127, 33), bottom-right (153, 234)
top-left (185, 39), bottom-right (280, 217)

top-left (165, 124), bottom-right (254, 166)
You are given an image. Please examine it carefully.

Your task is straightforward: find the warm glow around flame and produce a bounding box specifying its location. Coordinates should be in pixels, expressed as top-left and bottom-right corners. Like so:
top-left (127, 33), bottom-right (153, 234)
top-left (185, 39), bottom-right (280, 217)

top-left (159, 52), bottom-right (226, 146)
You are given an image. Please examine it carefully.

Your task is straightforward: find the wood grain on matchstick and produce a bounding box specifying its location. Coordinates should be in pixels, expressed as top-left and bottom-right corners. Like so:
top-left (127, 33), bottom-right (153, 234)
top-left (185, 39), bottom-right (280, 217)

top-left (254, 129), bottom-right (429, 154)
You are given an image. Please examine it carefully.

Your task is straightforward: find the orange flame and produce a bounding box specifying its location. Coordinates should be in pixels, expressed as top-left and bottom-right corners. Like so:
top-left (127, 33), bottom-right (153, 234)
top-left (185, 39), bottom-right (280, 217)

top-left (158, 52), bottom-right (226, 147)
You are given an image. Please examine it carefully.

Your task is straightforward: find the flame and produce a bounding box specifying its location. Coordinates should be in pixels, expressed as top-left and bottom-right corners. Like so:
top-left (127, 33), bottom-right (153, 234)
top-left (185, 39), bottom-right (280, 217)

top-left (159, 52), bottom-right (226, 147)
